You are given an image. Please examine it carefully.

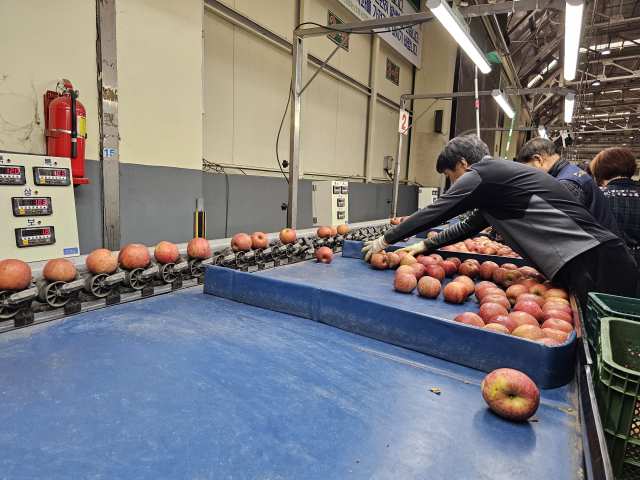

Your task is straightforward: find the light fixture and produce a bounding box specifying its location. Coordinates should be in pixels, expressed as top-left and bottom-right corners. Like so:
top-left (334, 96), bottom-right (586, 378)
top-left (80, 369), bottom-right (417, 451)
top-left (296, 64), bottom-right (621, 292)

top-left (602, 48), bottom-right (611, 55)
top-left (427, 0), bottom-right (491, 74)
top-left (581, 124), bottom-right (587, 127)
top-left (564, 0), bottom-right (584, 81)
top-left (565, 93), bottom-right (575, 123)
top-left (491, 90), bottom-right (515, 118)
top-left (538, 125), bottom-right (548, 139)
top-left (578, 136), bottom-right (583, 139)
top-left (592, 80), bottom-right (601, 86)
top-left (623, 143), bottom-right (627, 145)
top-left (585, 105), bottom-right (592, 110)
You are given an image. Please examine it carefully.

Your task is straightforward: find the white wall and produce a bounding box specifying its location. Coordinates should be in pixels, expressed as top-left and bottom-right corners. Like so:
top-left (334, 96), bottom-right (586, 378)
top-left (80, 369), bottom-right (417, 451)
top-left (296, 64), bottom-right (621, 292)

top-left (0, 0), bottom-right (99, 159)
top-left (117, 0), bottom-right (203, 170)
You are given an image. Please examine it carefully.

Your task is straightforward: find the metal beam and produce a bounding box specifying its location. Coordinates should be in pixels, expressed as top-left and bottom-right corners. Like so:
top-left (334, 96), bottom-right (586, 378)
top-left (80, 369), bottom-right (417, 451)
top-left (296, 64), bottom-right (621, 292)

top-left (294, 0), bottom-right (565, 37)
top-left (96, 0), bottom-right (120, 251)
top-left (365, 35), bottom-right (380, 184)
top-left (287, 35), bottom-right (302, 229)
top-left (518, 35), bottom-right (564, 79)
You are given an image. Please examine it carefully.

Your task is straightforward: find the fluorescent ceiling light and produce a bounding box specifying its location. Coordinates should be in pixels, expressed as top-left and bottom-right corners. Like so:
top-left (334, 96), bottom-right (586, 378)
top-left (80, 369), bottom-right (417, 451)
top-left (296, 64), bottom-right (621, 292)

top-left (586, 106), bottom-right (592, 110)
top-left (427, 0), bottom-right (491, 74)
top-left (564, 0), bottom-right (584, 81)
top-left (592, 80), bottom-right (601, 86)
top-left (538, 125), bottom-right (548, 139)
top-left (492, 90), bottom-right (515, 118)
top-left (602, 49), bottom-right (611, 55)
top-left (578, 136), bottom-right (583, 139)
top-left (580, 39), bottom-right (640, 53)
top-left (565, 93), bottom-right (575, 123)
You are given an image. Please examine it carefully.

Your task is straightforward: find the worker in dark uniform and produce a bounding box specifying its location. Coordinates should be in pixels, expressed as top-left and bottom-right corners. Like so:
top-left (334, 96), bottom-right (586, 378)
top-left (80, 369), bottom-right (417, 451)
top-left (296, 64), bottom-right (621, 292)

top-left (591, 147), bottom-right (640, 278)
top-left (362, 135), bottom-right (638, 311)
top-left (514, 137), bottom-right (622, 238)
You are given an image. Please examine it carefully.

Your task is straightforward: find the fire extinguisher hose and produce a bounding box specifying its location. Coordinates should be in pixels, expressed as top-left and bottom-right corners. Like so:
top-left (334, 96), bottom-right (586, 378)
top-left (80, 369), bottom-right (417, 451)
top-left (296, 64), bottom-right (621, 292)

top-left (70, 89), bottom-right (77, 159)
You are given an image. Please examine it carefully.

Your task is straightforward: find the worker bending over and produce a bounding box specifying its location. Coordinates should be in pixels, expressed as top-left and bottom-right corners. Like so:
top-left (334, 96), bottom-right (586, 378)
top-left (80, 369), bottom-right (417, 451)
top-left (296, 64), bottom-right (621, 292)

top-left (514, 137), bottom-right (621, 238)
top-left (362, 135), bottom-right (638, 311)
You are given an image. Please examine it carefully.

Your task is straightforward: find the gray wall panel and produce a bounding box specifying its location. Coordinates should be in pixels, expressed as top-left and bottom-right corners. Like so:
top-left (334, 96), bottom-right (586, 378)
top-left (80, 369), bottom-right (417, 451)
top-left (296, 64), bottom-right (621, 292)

top-left (119, 164), bottom-right (203, 246)
top-left (74, 159), bottom-right (103, 254)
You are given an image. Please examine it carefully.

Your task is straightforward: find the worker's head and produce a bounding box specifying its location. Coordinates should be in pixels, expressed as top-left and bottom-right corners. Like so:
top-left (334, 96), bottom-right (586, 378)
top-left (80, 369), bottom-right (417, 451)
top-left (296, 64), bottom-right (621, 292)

top-left (514, 138), bottom-right (559, 172)
top-left (436, 135), bottom-right (491, 185)
top-left (591, 147), bottom-right (637, 186)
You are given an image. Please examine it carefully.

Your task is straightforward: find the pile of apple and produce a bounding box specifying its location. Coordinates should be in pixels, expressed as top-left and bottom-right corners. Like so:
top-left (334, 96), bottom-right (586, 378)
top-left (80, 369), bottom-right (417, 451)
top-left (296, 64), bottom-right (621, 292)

top-left (432, 233), bottom-right (522, 258)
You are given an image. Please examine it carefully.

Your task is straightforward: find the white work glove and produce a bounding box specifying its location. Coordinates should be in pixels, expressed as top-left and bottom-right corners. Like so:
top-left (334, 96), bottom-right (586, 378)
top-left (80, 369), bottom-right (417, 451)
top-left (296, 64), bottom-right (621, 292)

top-left (362, 235), bottom-right (389, 262)
top-left (396, 240), bottom-right (427, 257)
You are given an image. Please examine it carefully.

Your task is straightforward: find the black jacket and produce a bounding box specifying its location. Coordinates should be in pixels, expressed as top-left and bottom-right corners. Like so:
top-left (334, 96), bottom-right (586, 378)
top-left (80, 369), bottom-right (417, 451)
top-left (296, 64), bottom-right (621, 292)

top-left (384, 156), bottom-right (618, 280)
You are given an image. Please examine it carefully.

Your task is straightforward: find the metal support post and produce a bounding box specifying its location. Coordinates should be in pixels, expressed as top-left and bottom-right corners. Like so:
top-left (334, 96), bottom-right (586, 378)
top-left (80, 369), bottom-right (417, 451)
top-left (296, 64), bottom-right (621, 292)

top-left (365, 35), bottom-right (380, 184)
top-left (474, 66), bottom-right (481, 138)
top-left (504, 109), bottom-right (516, 159)
top-left (287, 34), bottom-right (303, 229)
top-left (391, 99), bottom-right (405, 218)
top-left (96, 0), bottom-right (121, 251)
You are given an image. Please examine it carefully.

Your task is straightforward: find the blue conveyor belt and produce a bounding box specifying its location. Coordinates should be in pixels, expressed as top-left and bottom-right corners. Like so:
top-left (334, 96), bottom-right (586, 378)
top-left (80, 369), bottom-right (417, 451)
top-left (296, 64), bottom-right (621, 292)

top-left (0, 287), bottom-right (581, 478)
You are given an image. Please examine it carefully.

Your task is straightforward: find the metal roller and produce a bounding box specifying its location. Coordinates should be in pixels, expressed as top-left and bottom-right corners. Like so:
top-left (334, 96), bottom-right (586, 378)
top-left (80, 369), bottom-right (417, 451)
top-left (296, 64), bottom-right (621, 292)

top-left (82, 274), bottom-right (112, 298)
top-left (0, 289), bottom-right (34, 319)
top-left (156, 263), bottom-right (178, 283)
top-left (123, 268), bottom-right (146, 290)
top-left (35, 279), bottom-right (71, 307)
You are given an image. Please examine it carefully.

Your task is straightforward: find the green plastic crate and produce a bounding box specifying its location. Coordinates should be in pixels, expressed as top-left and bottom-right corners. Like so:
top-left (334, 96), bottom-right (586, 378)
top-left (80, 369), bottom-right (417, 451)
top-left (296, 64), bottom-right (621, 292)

top-left (596, 317), bottom-right (640, 479)
top-left (587, 293), bottom-right (640, 349)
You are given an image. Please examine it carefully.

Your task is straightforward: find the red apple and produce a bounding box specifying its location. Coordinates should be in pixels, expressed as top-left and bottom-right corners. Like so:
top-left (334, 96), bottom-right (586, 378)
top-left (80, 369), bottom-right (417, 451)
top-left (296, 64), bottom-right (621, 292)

top-left (541, 319), bottom-right (573, 333)
top-left (542, 309), bottom-right (573, 325)
top-left (329, 226), bottom-right (337, 236)
top-left (426, 265), bottom-right (445, 282)
top-left (475, 281), bottom-right (498, 301)
top-left (438, 261), bottom-right (457, 277)
top-left (515, 293), bottom-right (545, 308)
top-left (317, 226), bottom-right (332, 238)
top-left (508, 311), bottom-right (539, 327)
top-left (231, 233), bottom-right (252, 252)
top-left (537, 337), bottom-right (561, 346)
top-left (400, 255), bottom-right (417, 266)
top-left (86, 249), bottom-right (119, 274)
top-left (529, 284), bottom-right (548, 297)
top-left (316, 246), bottom-right (333, 263)
top-left (418, 276), bottom-right (441, 299)
top-left (514, 301), bottom-right (543, 322)
top-left (464, 259), bottom-right (481, 268)
top-left (506, 285), bottom-right (528, 306)
top-left (279, 228), bottom-right (297, 244)
top-left (395, 273), bottom-right (417, 293)
top-left (445, 257), bottom-right (461, 269)
top-left (396, 251), bottom-right (408, 260)
top-left (0, 259), bottom-right (31, 291)
top-left (43, 258), bottom-right (76, 282)
top-left (386, 252), bottom-right (401, 269)
top-left (390, 217), bottom-right (401, 225)
top-left (411, 263), bottom-right (428, 280)
top-left (371, 253), bottom-right (389, 270)
top-left (453, 275), bottom-right (475, 296)
top-left (487, 315), bottom-right (518, 333)
top-left (517, 278), bottom-right (540, 289)
top-left (479, 261), bottom-right (499, 280)
top-left (543, 328), bottom-right (569, 343)
top-left (545, 297), bottom-right (571, 308)
top-left (427, 231), bottom-right (438, 238)
top-left (396, 265), bottom-right (416, 278)
top-left (502, 270), bottom-right (523, 288)
top-left (481, 288), bottom-right (508, 300)
top-left (480, 295), bottom-right (511, 312)
top-left (501, 263), bottom-right (518, 271)
top-left (479, 303), bottom-right (509, 324)
top-left (542, 303), bottom-right (573, 317)
top-left (484, 323), bottom-right (510, 334)
top-left (454, 312), bottom-right (485, 327)
top-left (401, 216), bottom-right (408, 222)
top-left (418, 256), bottom-right (437, 267)
top-left (512, 325), bottom-right (547, 341)
top-left (337, 225), bottom-right (348, 235)
top-left (443, 282), bottom-right (468, 304)
top-left (251, 232), bottom-right (268, 249)
top-left (187, 238), bottom-right (211, 260)
top-left (429, 254), bottom-right (443, 263)
top-left (154, 241), bottom-right (179, 264)
top-left (484, 247), bottom-right (498, 255)
top-left (118, 244), bottom-right (151, 270)
top-left (543, 289), bottom-right (569, 301)
top-left (458, 263), bottom-right (479, 279)
top-left (492, 268), bottom-right (507, 284)
top-left (481, 368), bottom-right (540, 421)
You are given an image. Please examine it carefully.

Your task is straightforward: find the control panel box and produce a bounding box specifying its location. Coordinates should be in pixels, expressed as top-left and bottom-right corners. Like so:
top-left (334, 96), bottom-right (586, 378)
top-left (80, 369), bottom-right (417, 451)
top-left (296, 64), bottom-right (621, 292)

top-left (0, 152), bottom-right (80, 262)
top-left (418, 187), bottom-right (439, 210)
top-left (312, 181), bottom-right (348, 227)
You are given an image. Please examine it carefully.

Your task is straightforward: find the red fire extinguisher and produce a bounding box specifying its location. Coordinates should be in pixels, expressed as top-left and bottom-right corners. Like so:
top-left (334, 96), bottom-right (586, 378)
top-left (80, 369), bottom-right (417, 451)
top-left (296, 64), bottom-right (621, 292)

top-left (44, 79), bottom-right (89, 184)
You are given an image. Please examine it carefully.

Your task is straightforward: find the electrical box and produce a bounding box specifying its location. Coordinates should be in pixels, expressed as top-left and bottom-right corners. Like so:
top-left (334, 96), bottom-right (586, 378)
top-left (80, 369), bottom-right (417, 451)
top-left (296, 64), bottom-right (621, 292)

top-left (312, 181), bottom-right (348, 227)
top-left (418, 187), bottom-right (439, 210)
top-left (0, 152), bottom-right (80, 262)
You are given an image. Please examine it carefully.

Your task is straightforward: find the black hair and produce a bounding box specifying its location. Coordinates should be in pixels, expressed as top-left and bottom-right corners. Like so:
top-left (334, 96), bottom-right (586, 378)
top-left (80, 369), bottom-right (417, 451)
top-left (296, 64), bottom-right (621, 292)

top-left (436, 135), bottom-right (491, 173)
top-left (576, 159), bottom-right (593, 177)
top-left (515, 138), bottom-right (558, 164)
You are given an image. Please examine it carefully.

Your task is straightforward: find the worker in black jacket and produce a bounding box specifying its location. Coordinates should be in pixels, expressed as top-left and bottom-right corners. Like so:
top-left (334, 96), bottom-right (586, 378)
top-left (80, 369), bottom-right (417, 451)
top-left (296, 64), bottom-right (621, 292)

top-left (362, 135), bottom-right (638, 311)
top-left (514, 137), bottom-right (622, 238)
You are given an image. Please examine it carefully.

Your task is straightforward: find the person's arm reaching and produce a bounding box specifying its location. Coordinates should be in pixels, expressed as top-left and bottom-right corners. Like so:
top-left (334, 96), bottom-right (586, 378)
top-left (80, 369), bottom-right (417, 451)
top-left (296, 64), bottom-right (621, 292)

top-left (396, 210), bottom-right (489, 256)
top-left (384, 169), bottom-right (486, 244)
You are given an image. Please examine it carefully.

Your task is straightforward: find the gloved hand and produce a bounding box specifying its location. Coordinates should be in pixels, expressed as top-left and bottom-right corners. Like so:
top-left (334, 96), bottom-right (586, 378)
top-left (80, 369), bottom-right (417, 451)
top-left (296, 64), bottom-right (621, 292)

top-left (395, 240), bottom-right (427, 257)
top-left (362, 235), bottom-right (389, 261)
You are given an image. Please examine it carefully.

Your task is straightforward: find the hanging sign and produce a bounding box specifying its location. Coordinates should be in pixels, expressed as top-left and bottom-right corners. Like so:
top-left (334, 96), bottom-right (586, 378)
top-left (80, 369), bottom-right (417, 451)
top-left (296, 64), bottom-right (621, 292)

top-left (398, 109), bottom-right (409, 135)
top-left (337, 0), bottom-right (422, 68)
top-left (386, 58), bottom-right (400, 85)
top-left (327, 11), bottom-right (349, 51)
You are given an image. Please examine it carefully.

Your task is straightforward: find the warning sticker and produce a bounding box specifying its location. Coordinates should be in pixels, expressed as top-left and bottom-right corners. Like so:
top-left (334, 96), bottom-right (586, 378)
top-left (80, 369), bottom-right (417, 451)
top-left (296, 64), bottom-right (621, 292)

top-left (78, 116), bottom-right (86, 138)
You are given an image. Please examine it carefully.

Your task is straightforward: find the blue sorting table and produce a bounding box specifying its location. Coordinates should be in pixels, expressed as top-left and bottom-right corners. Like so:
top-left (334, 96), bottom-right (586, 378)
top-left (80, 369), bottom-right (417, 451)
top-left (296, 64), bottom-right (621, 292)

top-left (0, 287), bottom-right (583, 479)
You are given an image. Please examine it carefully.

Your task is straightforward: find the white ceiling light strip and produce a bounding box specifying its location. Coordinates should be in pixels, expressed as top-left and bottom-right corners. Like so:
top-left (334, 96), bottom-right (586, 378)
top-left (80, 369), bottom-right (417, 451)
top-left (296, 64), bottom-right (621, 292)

top-left (564, 0), bottom-right (584, 81)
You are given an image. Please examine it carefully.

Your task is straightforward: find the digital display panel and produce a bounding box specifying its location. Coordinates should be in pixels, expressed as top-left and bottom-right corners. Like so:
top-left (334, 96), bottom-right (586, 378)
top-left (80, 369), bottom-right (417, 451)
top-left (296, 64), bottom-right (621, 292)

top-left (12, 197), bottom-right (52, 216)
top-left (15, 226), bottom-right (55, 247)
top-left (0, 167), bottom-right (21, 175)
top-left (20, 198), bottom-right (47, 206)
top-left (33, 167), bottom-right (71, 186)
top-left (0, 165), bottom-right (26, 185)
